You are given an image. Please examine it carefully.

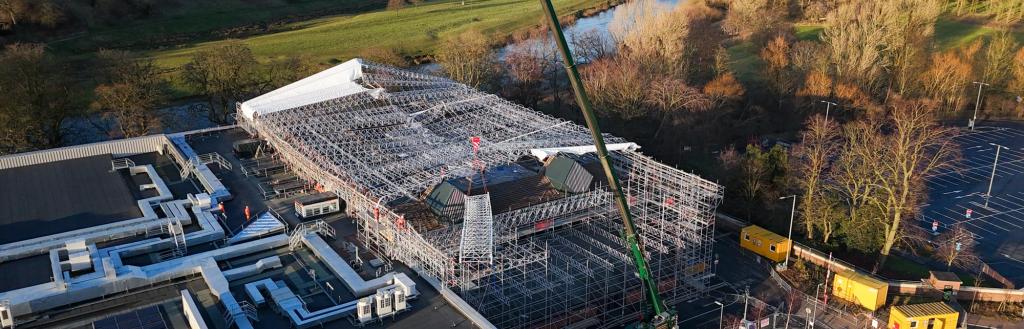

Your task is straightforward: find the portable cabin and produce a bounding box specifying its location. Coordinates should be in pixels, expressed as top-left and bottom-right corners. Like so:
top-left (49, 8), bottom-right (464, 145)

top-left (294, 192), bottom-right (341, 219)
top-left (887, 302), bottom-right (959, 329)
top-left (739, 225), bottom-right (791, 262)
top-left (832, 269), bottom-right (889, 311)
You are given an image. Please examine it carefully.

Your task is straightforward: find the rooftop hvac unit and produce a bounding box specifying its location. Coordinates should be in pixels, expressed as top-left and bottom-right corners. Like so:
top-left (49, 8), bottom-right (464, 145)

top-left (375, 287), bottom-right (395, 317)
top-left (356, 296), bottom-right (373, 323)
top-left (0, 300), bottom-right (11, 329)
top-left (393, 290), bottom-right (407, 312)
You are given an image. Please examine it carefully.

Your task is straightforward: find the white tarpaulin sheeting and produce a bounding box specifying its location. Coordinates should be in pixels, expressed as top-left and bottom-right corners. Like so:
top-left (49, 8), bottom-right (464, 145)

top-left (529, 143), bottom-right (640, 160)
top-left (239, 58), bottom-right (371, 120)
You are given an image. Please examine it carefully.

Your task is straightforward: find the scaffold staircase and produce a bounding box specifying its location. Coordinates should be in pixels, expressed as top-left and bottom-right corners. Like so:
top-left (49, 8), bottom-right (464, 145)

top-left (459, 193), bottom-right (494, 265)
top-left (289, 220), bottom-right (335, 251)
top-left (179, 158), bottom-right (196, 179)
top-left (155, 218), bottom-right (187, 260)
top-left (111, 158), bottom-right (135, 171)
top-left (223, 301), bottom-right (259, 325)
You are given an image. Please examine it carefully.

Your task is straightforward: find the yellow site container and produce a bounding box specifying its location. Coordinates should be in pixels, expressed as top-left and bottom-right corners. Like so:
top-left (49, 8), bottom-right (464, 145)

top-left (888, 302), bottom-right (959, 329)
top-left (739, 225), bottom-right (790, 262)
top-left (832, 269), bottom-right (888, 311)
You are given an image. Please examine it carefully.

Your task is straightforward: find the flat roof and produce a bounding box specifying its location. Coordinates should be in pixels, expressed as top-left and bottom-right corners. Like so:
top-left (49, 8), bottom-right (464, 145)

top-left (0, 154), bottom-right (143, 244)
top-left (0, 253), bottom-right (52, 292)
top-left (893, 302), bottom-right (957, 318)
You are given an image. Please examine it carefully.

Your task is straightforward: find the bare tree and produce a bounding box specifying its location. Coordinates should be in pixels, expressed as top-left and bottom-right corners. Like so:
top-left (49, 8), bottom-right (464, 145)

top-left (920, 46), bottom-right (976, 112)
top-left (360, 47), bottom-right (406, 67)
top-left (704, 72), bottom-right (746, 107)
top-left (981, 32), bottom-right (1020, 89)
top-left (0, 43), bottom-right (76, 154)
top-left (181, 40), bottom-right (263, 124)
top-left (791, 115), bottom-right (839, 240)
top-left (761, 35), bottom-right (794, 107)
top-left (1011, 48), bottom-right (1024, 104)
top-left (608, 0), bottom-right (671, 45)
top-left (569, 29), bottom-right (611, 62)
top-left (581, 57), bottom-right (650, 119)
top-left (933, 222), bottom-right (981, 270)
top-left (884, 0), bottom-right (942, 96)
top-left (435, 29), bottom-right (496, 89)
top-left (820, 1), bottom-right (890, 92)
top-left (870, 100), bottom-right (961, 269)
top-left (90, 50), bottom-right (167, 138)
top-left (646, 77), bottom-right (712, 139)
top-left (265, 54), bottom-right (320, 92)
top-left (618, 3), bottom-right (692, 78)
top-left (504, 40), bottom-right (556, 108)
top-left (723, 0), bottom-right (783, 41)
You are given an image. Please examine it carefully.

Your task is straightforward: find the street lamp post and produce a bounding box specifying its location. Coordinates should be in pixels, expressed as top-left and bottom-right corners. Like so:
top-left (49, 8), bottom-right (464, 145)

top-left (713, 300), bottom-right (724, 329)
top-left (780, 195), bottom-right (797, 269)
top-left (971, 81), bottom-right (990, 130)
top-left (820, 101), bottom-right (837, 121)
top-left (985, 143), bottom-right (1009, 208)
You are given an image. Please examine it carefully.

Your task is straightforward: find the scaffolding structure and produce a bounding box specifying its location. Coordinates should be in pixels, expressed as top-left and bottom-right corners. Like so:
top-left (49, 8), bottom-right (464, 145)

top-left (240, 59), bottom-right (724, 328)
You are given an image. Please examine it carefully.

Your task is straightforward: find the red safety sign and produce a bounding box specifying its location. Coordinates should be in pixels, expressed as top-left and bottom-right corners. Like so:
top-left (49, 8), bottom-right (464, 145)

top-left (966, 208), bottom-right (973, 219)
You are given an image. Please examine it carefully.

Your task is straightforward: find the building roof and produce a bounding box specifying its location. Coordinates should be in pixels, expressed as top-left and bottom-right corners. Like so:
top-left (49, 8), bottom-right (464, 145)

top-left (929, 271), bottom-right (961, 283)
top-left (741, 225), bottom-right (789, 244)
top-left (0, 154), bottom-right (143, 244)
top-left (294, 192), bottom-right (339, 206)
top-left (836, 269), bottom-right (888, 289)
top-left (893, 302), bottom-right (958, 318)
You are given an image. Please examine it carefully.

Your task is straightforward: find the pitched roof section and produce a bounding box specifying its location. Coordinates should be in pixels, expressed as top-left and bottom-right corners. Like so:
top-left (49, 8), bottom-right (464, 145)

top-left (240, 58), bottom-right (370, 120)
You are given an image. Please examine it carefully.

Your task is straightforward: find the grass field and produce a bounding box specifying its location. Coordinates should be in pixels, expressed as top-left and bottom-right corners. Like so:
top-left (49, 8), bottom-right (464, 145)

top-left (143, 0), bottom-right (611, 69)
top-left (48, 0), bottom-right (388, 54)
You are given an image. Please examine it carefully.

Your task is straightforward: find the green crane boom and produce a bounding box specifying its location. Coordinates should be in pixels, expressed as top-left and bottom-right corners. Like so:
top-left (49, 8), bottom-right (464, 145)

top-left (537, 1), bottom-right (674, 327)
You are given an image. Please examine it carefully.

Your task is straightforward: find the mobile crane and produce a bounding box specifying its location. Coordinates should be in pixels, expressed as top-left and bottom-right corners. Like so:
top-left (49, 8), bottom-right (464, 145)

top-left (537, 1), bottom-right (677, 328)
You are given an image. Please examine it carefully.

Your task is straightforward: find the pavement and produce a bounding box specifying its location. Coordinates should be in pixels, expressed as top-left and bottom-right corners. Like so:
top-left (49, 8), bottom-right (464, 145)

top-left (920, 122), bottom-right (1024, 286)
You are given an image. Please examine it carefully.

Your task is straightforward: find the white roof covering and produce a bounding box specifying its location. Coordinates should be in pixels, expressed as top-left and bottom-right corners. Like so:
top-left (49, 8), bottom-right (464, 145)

top-left (530, 143), bottom-right (640, 161)
top-left (240, 58), bottom-right (372, 120)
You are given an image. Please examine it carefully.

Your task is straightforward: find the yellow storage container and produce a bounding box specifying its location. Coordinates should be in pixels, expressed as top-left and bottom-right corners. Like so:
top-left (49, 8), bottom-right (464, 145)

top-left (887, 302), bottom-right (959, 329)
top-left (831, 269), bottom-right (888, 311)
top-left (739, 225), bottom-right (791, 262)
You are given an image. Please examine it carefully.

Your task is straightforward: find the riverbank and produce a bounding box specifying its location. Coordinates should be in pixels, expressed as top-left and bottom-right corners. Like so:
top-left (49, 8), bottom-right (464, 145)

top-left (145, 0), bottom-right (623, 70)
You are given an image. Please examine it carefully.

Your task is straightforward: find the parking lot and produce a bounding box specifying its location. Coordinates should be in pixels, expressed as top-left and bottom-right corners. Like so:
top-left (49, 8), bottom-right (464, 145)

top-left (922, 122), bottom-right (1024, 285)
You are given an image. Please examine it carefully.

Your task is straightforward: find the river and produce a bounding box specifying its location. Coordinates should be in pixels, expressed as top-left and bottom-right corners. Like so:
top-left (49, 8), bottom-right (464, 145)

top-left (416, 0), bottom-right (681, 74)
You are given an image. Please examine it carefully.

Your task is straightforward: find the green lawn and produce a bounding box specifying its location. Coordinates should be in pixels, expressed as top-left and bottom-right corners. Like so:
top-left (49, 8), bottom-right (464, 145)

top-left (794, 24), bottom-right (824, 42)
top-left (726, 41), bottom-right (764, 85)
top-left (934, 18), bottom-right (1024, 49)
top-left (144, 0), bottom-right (610, 69)
top-left (49, 0), bottom-right (388, 55)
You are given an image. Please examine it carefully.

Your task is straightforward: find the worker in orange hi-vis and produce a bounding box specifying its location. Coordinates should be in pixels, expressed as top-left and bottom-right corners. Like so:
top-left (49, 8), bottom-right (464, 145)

top-left (217, 203), bottom-right (225, 213)
top-left (244, 205), bottom-right (251, 222)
